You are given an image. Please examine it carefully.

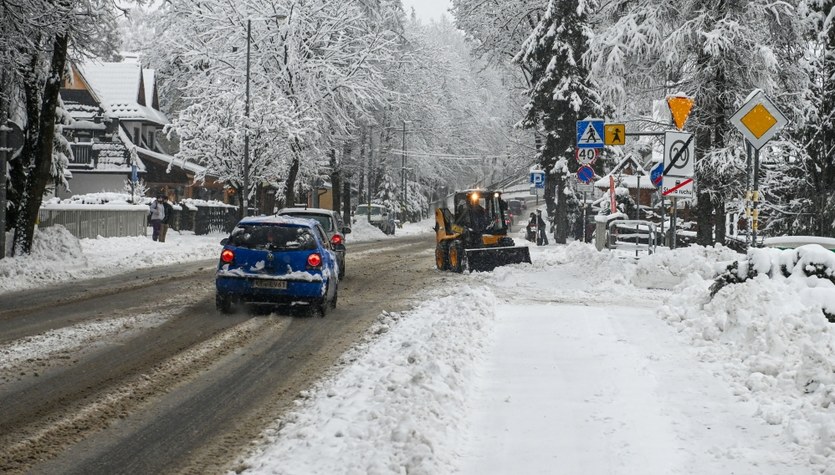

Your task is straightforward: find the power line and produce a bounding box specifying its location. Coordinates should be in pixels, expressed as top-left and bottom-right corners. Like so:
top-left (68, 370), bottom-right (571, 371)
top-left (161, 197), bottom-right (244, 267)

top-left (388, 150), bottom-right (522, 160)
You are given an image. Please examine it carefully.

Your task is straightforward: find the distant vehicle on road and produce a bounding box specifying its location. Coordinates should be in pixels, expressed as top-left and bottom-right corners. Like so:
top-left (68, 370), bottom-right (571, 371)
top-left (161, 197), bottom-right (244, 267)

top-left (354, 203), bottom-right (396, 235)
top-left (277, 207), bottom-right (350, 278)
top-left (507, 198), bottom-right (526, 216)
top-left (215, 216), bottom-right (339, 316)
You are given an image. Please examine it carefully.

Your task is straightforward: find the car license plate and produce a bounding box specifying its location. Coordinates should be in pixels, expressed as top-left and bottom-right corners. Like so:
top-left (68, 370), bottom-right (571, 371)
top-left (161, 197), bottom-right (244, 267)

top-left (252, 279), bottom-right (287, 289)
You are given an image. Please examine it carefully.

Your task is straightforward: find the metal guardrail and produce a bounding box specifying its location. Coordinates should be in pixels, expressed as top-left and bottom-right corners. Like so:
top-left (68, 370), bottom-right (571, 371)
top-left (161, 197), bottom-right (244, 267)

top-left (607, 219), bottom-right (657, 255)
top-left (39, 204), bottom-right (148, 239)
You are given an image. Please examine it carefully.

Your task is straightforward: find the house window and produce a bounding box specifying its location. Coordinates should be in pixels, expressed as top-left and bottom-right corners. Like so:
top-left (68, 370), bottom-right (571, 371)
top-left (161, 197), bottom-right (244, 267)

top-left (134, 128), bottom-right (140, 145)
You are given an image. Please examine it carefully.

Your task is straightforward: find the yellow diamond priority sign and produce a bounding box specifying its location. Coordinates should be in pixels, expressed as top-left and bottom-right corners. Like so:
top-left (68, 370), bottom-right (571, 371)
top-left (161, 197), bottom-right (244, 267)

top-left (730, 90), bottom-right (788, 150)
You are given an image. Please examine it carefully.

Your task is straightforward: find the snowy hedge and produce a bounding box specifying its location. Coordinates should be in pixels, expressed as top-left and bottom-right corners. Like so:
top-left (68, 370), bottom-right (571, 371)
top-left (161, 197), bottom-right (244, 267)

top-left (711, 244), bottom-right (835, 322)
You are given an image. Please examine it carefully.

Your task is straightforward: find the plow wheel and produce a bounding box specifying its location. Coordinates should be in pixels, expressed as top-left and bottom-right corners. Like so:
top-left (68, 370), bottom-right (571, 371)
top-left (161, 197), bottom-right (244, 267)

top-left (435, 241), bottom-right (450, 270)
top-left (448, 240), bottom-right (466, 273)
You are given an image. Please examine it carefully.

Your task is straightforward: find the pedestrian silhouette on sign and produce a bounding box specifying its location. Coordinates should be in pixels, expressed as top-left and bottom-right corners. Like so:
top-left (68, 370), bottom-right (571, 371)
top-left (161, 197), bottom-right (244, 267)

top-left (613, 128), bottom-right (622, 144)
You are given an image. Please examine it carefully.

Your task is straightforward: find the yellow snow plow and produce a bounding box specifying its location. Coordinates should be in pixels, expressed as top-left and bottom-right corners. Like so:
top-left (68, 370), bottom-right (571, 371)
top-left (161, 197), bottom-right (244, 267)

top-left (434, 190), bottom-right (532, 272)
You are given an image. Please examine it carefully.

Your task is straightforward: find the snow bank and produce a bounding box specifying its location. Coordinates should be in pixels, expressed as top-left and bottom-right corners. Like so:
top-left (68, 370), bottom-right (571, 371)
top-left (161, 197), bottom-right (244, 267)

top-left (0, 225), bottom-right (87, 291)
top-left (660, 244), bottom-right (835, 470)
top-left (239, 286), bottom-right (498, 475)
top-left (632, 244), bottom-right (741, 289)
top-left (0, 225), bottom-right (223, 294)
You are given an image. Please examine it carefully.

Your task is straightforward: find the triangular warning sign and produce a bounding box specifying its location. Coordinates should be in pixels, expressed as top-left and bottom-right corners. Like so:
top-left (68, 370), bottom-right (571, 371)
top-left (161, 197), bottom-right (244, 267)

top-left (579, 123), bottom-right (602, 145)
top-left (667, 96), bottom-right (694, 130)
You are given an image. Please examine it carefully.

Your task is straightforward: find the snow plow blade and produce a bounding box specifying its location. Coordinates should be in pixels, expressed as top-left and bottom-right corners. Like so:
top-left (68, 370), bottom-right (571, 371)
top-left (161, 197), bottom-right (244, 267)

top-left (465, 246), bottom-right (532, 272)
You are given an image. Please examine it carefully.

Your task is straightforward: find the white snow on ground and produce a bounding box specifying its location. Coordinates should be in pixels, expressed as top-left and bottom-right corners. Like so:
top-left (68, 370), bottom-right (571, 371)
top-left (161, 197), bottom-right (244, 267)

top-left (3, 224), bottom-right (835, 474)
top-left (237, 242), bottom-right (835, 475)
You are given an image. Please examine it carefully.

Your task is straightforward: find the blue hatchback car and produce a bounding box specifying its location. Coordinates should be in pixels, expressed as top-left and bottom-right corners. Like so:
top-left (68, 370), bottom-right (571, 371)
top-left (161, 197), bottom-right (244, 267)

top-left (215, 216), bottom-right (339, 315)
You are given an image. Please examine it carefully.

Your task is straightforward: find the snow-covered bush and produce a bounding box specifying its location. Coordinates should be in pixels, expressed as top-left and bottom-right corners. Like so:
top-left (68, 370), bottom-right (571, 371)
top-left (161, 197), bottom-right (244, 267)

top-left (710, 245), bottom-right (835, 322)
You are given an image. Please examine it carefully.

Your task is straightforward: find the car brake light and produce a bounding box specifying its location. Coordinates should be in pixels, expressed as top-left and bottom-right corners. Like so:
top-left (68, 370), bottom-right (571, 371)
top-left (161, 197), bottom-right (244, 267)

top-left (221, 249), bottom-right (235, 264)
top-left (307, 253), bottom-right (322, 267)
top-left (330, 234), bottom-right (343, 246)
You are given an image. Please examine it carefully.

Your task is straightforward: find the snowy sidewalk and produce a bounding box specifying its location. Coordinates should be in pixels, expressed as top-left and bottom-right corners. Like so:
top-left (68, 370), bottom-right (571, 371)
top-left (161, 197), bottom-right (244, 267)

top-left (458, 303), bottom-right (807, 475)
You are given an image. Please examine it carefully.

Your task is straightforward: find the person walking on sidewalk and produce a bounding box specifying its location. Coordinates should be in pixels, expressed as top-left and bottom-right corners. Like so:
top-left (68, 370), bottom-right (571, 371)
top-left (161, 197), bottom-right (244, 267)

top-left (149, 195), bottom-right (166, 242)
top-left (159, 196), bottom-right (174, 242)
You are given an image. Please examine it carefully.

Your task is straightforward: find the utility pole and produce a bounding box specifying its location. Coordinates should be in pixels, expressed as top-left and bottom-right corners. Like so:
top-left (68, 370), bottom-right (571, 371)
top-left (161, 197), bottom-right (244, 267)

top-left (242, 18), bottom-right (252, 218)
top-left (0, 124), bottom-right (7, 258)
top-left (401, 120), bottom-right (406, 214)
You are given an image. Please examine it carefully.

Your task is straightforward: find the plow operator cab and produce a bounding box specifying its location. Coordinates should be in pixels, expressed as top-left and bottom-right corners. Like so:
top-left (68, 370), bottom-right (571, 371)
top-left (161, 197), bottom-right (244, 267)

top-left (434, 190), bottom-right (532, 272)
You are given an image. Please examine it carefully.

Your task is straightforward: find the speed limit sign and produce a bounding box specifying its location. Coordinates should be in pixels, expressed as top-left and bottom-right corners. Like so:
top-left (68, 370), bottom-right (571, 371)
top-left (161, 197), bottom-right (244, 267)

top-left (575, 147), bottom-right (599, 166)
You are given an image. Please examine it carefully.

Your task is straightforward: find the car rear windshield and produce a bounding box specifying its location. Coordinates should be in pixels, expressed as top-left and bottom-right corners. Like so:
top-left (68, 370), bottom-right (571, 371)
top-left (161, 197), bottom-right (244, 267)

top-left (356, 205), bottom-right (383, 216)
top-left (282, 213), bottom-right (333, 232)
top-left (228, 225), bottom-right (317, 250)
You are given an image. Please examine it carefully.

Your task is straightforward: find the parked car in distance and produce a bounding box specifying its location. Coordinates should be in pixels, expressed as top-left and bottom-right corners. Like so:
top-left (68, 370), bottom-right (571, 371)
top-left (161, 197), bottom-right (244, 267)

top-left (277, 207), bottom-right (349, 278)
top-left (215, 216), bottom-right (339, 316)
top-left (354, 203), bottom-right (396, 235)
top-left (507, 198), bottom-right (526, 217)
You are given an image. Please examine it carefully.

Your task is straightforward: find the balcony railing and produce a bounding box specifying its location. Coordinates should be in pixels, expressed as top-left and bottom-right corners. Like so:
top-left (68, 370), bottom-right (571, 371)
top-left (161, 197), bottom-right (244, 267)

top-left (69, 143), bottom-right (94, 167)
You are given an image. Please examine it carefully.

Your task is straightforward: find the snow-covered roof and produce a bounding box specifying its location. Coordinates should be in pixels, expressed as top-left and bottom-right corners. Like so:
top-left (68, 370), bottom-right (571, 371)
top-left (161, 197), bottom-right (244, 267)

top-left (593, 154), bottom-right (655, 189)
top-left (116, 124), bottom-right (203, 175)
top-left (78, 61), bottom-right (169, 126)
top-left (594, 174), bottom-right (657, 190)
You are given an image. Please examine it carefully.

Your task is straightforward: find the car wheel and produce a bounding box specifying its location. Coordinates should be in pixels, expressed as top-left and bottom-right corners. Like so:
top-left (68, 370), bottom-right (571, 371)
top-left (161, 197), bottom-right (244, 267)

top-left (312, 282), bottom-right (331, 317)
top-left (330, 285), bottom-right (338, 309)
top-left (216, 293), bottom-right (234, 314)
top-left (338, 259), bottom-right (345, 279)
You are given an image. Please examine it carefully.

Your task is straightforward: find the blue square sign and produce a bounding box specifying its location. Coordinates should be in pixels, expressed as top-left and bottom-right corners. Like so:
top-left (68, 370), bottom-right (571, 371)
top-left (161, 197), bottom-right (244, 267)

top-left (530, 171), bottom-right (545, 188)
top-left (576, 120), bottom-right (605, 149)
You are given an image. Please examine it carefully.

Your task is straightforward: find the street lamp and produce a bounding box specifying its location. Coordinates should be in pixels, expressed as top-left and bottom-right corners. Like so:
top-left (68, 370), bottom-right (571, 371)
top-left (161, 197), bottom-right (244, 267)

top-left (242, 14), bottom-right (287, 217)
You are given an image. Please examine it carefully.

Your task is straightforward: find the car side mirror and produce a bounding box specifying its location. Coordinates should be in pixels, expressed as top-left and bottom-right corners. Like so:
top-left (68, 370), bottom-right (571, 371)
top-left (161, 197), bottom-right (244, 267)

top-left (220, 238), bottom-right (229, 245)
top-left (342, 226), bottom-right (351, 234)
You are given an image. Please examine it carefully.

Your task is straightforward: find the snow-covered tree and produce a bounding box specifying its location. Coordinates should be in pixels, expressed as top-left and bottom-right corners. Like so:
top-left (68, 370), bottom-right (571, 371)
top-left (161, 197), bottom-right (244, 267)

top-left (516, 0), bottom-right (603, 243)
top-left (791, 0), bottom-right (835, 235)
top-left (148, 0), bottom-right (400, 215)
top-left (588, 0), bottom-right (806, 245)
top-left (0, 0), bottom-right (132, 256)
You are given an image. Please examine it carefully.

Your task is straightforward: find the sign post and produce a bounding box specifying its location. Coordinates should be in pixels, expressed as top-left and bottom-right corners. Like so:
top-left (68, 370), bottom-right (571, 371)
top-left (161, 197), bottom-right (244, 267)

top-left (730, 90), bottom-right (788, 246)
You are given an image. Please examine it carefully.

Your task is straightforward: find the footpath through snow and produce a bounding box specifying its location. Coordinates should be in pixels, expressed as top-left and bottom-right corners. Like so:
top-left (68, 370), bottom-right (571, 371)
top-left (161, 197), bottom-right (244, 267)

top-left (2, 223), bottom-right (835, 474)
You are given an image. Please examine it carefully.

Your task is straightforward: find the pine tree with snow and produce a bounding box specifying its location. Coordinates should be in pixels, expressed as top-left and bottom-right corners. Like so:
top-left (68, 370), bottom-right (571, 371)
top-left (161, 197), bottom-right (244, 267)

top-left (795, 0), bottom-right (835, 235)
top-left (515, 0), bottom-right (603, 243)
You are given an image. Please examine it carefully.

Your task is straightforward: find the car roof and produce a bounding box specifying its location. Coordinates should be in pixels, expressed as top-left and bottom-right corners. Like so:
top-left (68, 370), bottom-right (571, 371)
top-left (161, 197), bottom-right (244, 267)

top-left (237, 215), bottom-right (318, 228)
top-left (277, 207), bottom-right (337, 217)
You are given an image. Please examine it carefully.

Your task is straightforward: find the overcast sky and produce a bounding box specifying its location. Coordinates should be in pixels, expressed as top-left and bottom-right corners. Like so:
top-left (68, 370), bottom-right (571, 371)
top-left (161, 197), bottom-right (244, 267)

top-left (402, 0), bottom-right (452, 22)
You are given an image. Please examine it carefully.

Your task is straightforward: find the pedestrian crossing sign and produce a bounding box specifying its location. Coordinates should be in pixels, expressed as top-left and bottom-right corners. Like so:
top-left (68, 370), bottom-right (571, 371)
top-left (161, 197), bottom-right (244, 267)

top-left (576, 119), bottom-right (605, 149)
